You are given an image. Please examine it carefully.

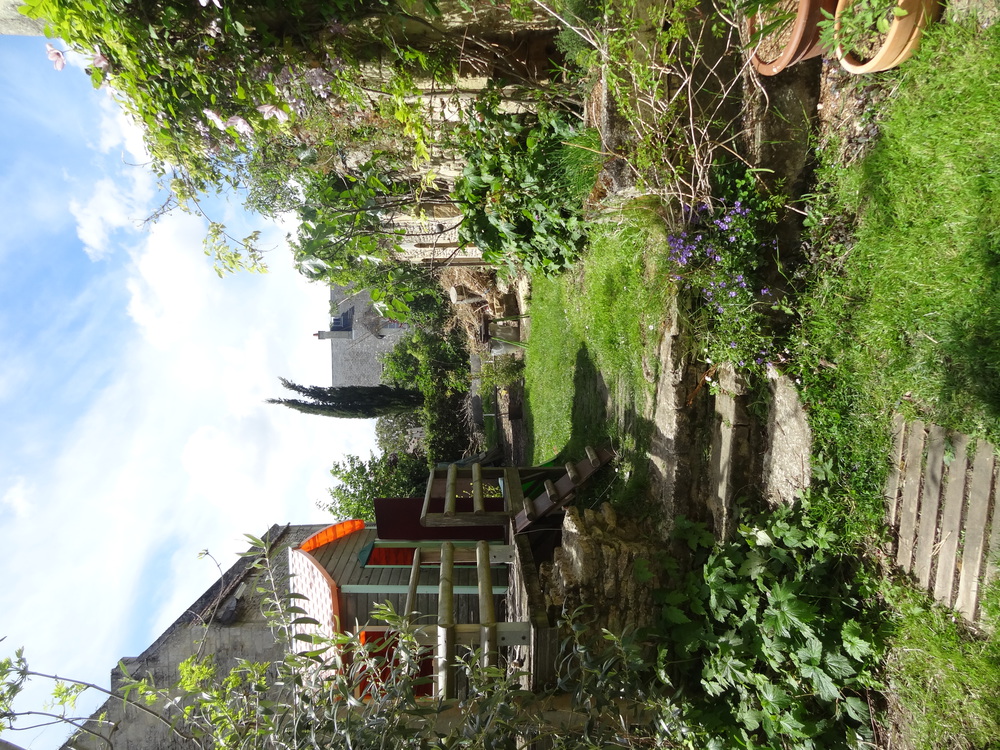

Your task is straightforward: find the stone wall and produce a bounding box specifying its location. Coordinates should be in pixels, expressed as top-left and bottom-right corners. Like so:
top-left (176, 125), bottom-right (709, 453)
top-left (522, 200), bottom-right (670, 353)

top-left (538, 504), bottom-right (662, 636)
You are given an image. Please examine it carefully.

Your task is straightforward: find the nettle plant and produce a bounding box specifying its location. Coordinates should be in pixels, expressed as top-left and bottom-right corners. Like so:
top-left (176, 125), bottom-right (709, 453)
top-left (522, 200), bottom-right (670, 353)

top-left (663, 166), bottom-right (782, 374)
top-left (654, 506), bottom-right (889, 750)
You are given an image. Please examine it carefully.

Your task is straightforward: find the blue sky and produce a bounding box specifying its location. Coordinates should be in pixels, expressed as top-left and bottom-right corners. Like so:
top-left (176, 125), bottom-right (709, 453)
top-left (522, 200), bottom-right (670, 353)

top-left (0, 35), bottom-right (377, 748)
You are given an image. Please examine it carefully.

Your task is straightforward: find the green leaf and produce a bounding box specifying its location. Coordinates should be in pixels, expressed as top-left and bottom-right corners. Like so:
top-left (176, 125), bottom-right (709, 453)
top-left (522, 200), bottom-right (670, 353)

top-left (664, 606), bottom-right (691, 624)
top-left (801, 663), bottom-right (840, 702)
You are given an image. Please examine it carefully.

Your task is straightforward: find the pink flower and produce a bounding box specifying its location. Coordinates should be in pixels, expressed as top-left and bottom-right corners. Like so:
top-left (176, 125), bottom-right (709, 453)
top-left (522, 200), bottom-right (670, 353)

top-left (92, 48), bottom-right (111, 71)
top-left (45, 43), bottom-right (66, 71)
top-left (225, 115), bottom-right (253, 137)
top-left (203, 108), bottom-right (225, 129)
top-left (256, 103), bottom-right (289, 123)
top-left (198, 0), bottom-right (222, 7)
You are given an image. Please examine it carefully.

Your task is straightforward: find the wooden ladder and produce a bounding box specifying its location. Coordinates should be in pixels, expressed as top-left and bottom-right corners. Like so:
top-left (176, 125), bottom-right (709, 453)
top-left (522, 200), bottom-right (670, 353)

top-left (512, 445), bottom-right (616, 533)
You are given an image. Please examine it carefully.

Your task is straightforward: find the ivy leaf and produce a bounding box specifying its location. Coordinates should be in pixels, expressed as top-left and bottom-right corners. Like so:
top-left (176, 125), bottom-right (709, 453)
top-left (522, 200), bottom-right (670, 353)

top-left (738, 549), bottom-right (768, 579)
top-left (664, 606), bottom-right (691, 624)
top-left (842, 695), bottom-right (868, 722)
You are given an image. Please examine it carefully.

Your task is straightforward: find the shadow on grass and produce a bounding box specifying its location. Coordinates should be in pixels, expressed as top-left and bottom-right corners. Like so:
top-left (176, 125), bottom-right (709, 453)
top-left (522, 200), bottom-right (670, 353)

top-left (525, 343), bottom-right (657, 511)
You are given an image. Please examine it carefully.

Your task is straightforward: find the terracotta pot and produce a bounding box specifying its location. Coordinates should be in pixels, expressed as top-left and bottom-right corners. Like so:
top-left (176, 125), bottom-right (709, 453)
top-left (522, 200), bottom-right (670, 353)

top-left (833, 0), bottom-right (941, 74)
top-left (750, 0), bottom-right (838, 76)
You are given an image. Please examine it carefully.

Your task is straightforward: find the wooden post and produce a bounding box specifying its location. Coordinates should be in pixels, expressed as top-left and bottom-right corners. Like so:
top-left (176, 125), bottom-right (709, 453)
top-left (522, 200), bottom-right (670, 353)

top-left (472, 462), bottom-right (485, 515)
top-left (565, 461), bottom-right (581, 484)
top-left (437, 542), bottom-right (456, 698)
top-left (420, 469), bottom-right (436, 526)
top-left (405, 547), bottom-right (423, 617)
top-left (477, 540), bottom-right (497, 667)
top-left (444, 464), bottom-right (458, 518)
top-left (505, 467), bottom-right (534, 521)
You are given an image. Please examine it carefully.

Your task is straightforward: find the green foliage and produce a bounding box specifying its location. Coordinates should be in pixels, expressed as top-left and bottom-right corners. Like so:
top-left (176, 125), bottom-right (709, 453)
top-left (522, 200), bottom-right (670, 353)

top-left (327, 450), bottom-right (429, 520)
top-left (665, 163), bottom-right (784, 377)
top-left (480, 354), bottom-right (525, 392)
top-left (453, 92), bottom-right (602, 276)
top-left (655, 503), bottom-right (888, 749)
top-left (381, 327), bottom-right (469, 395)
top-left (818, 0), bottom-right (908, 58)
top-left (381, 327), bottom-right (472, 462)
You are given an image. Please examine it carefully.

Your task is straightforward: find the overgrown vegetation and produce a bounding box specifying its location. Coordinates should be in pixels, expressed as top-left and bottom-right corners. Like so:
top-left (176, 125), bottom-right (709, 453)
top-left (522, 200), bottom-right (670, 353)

top-left (381, 326), bottom-right (472, 462)
top-left (653, 506), bottom-right (888, 749)
top-left (454, 94), bottom-right (605, 277)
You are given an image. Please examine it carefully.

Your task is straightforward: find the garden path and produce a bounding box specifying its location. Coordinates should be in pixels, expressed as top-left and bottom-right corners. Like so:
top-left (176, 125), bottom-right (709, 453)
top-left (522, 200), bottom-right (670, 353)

top-left (886, 415), bottom-right (1000, 622)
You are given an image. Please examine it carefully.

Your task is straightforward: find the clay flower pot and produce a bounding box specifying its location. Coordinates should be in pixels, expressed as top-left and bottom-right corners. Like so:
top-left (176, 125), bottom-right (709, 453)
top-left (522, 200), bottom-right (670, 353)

top-left (750, 0), bottom-right (838, 76)
top-left (833, 0), bottom-right (941, 74)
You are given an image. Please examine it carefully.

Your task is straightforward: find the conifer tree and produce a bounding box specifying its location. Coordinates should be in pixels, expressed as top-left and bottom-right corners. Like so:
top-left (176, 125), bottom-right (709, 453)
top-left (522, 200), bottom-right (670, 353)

top-left (267, 378), bottom-right (422, 418)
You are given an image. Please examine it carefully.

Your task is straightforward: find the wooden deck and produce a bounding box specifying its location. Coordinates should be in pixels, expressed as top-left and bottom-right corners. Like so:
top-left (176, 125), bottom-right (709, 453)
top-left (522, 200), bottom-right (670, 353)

top-left (886, 415), bottom-right (1000, 621)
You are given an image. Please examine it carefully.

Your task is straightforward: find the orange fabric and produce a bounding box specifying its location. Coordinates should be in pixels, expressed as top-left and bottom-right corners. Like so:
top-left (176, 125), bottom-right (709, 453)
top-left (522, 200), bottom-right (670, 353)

top-left (299, 519), bottom-right (365, 552)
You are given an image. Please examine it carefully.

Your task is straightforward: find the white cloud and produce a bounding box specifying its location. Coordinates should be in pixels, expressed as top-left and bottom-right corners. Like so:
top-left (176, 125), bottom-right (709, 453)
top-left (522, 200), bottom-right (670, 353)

top-left (0, 477), bottom-right (31, 518)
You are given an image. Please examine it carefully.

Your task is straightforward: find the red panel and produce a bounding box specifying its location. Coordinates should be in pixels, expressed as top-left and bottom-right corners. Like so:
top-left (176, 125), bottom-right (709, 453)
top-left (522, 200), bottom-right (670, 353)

top-left (374, 497), bottom-right (504, 541)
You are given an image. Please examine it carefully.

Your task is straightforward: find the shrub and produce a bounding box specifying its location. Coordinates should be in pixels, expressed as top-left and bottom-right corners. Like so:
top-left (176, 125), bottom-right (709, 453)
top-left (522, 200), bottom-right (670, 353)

top-left (453, 91), bottom-right (604, 276)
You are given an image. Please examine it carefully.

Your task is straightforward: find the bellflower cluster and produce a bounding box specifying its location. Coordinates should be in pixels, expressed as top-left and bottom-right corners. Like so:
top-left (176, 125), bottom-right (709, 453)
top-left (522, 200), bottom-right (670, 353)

top-left (664, 198), bottom-right (776, 373)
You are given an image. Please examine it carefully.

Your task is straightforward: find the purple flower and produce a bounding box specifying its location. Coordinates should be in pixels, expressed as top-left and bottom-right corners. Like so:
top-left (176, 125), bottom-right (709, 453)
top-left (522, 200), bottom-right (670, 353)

top-left (46, 43), bottom-right (66, 71)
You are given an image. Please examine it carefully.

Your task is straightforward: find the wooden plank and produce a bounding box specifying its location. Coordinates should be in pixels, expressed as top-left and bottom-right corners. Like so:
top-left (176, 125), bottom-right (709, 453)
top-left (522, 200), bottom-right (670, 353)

top-left (421, 469), bottom-right (435, 525)
top-left (885, 414), bottom-right (906, 529)
top-left (986, 461), bottom-right (1000, 584)
top-left (956, 440), bottom-right (995, 620)
top-left (514, 535), bottom-right (551, 631)
top-left (444, 464), bottom-right (458, 517)
top-left (472, 463), bottom-right (484, 515)
top-left (421, 512), bottom-right (512, 527)
top-left (933, 433), bottom-right (969, 607)
top-left (914, 424), bottom-right (947, 588)
top-left (405, 547), bottom-right (422, 616)
top-left (506, 467), bottom-right (533, 521)
top-left (477, 541), bottom-right (497, 667)
top-left (896, 421), bottom-right (926, 572)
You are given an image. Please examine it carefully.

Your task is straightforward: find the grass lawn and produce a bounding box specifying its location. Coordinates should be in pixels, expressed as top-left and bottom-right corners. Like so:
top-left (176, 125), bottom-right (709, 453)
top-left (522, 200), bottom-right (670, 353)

top-left (524, 210), bottom-right (674, 507)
